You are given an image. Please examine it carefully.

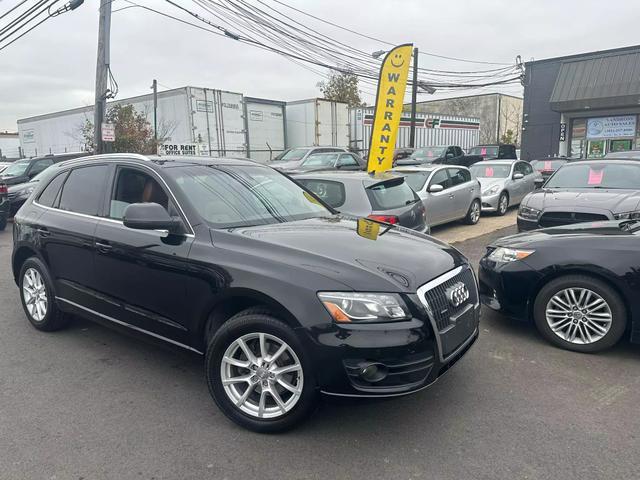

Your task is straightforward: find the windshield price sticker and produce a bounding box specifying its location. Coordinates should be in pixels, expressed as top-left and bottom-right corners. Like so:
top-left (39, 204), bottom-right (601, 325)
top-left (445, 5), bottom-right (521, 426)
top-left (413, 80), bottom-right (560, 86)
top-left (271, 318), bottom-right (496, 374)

top-left (588, 168), bottom-right (604, 185)
top-left (481, 147), bottom-right (487, 156)
top-left (544, 161), bottom-right (552, 170)
top-left (485, 167), bottom-right (494, 177)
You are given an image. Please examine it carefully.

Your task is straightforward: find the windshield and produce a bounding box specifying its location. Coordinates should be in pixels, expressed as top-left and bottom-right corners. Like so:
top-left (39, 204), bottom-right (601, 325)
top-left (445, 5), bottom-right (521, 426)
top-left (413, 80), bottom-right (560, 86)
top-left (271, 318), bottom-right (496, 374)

top-left (300, 153), bottom-right (339, 168)
top-left (167, 165), bottom-right (330, 228)
top-left (276, 148), bottom-right (309, 162)
top-left (545, 163), bottom-right (640, 189)
top-left (470, 163), bottom-right (511, 178)
top-left (399, 171), bottom-right (430, 191)
top-left (410, 147), bottom-right (445, 159)
top-left (469, 146), bottom-right (498, 158)
top-left (531, 160), bottom-right (567, 171)
top-left (2, 160), bottom-right (29, 177)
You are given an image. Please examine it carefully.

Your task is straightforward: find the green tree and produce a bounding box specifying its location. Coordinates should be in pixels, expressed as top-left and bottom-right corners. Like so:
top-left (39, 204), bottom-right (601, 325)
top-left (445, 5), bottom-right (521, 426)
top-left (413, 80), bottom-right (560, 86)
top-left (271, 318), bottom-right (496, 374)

top-left (318, 70), bottom-right (363, 107)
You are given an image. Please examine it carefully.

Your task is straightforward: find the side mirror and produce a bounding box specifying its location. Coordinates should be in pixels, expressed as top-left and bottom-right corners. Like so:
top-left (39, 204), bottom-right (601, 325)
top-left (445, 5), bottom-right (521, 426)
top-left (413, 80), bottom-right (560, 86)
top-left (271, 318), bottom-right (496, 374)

top-left (429, 184), bottom-right (444, 193)
top-left (123, 203), bottom-right (182, 233)
top-left (534, 178), bottom-right (545, 189)
top-left (513, 173), bottom-right (524, 180)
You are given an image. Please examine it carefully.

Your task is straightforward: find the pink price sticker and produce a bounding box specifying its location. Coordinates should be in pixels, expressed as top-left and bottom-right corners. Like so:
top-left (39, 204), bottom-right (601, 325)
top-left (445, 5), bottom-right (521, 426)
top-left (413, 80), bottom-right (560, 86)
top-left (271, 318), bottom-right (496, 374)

top-left (485, 167), bottom-right (494, 177)
top-left (427, 151), bottom-right (433, 157)
top-left (481, 147), bottom-right (487, 156)
top-left (544, 161), bottom-right (552, 170)
top-left (588, 168), bottom-right (604, 185)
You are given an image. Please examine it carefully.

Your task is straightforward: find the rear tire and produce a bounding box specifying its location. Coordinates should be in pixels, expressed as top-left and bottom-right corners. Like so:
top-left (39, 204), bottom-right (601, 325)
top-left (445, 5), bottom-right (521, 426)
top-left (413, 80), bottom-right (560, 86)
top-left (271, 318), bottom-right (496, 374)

top-left (496, 192), bottom-right (509, 216)
top-left (533, 275), bottom-right (626, 353)
top-left (0, 216), bottom-right (6, 231)
top-left (205, 311), bottom-right (318, 432)
top-left (464, 199), bottom-right (481, 225)
top-left (19, 257), bottom-right (70, 331)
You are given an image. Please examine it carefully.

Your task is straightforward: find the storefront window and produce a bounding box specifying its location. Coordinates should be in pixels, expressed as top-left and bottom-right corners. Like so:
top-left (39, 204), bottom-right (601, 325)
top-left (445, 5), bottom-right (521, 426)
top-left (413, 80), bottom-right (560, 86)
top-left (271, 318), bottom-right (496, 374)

top-left (570, 119), bottom-right (586, 158)
top-left (587, 140), bottom-right (606, 158)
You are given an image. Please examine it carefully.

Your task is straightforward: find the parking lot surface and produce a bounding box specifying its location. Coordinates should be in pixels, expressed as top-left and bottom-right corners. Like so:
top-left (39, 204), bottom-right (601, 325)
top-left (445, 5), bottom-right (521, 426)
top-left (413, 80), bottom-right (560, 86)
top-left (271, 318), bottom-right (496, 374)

top-left (1, 224), bottom-right (638, 480)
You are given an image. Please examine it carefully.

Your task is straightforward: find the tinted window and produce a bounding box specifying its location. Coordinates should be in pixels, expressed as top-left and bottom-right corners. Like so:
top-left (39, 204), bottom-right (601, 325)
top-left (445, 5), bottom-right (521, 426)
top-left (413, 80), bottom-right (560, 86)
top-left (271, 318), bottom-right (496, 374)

top-left (429, 169), bottom-right (451, 189)
top-left (448, 168), bottom-right (471, 186)
top-left (366, 179), bottom-right (416, 210)
top-left (455, 147), bottom-right (463, 157)
top-left (337, 154), bottom-right (359, 167)
top-left (58, 165), bottom-right (109, 216)
top-left (297, 179), bottom-right (346, 208)
top-left (167, 165), bottom-right (329, 228)
top-left (37, 173), bottom-right (67, 208)
top-left (523, 163), bottom-right (533, 175)
top-left (401, 172), bottom-right (430, 191)
top-left (110, 168), bottom-right (169, 220)
top-left (545, 163), bottom-right (640, 189)
top-left (30, 158), bottom-right (53, 176)
top-left (514, 162), bottom-right (527, 175)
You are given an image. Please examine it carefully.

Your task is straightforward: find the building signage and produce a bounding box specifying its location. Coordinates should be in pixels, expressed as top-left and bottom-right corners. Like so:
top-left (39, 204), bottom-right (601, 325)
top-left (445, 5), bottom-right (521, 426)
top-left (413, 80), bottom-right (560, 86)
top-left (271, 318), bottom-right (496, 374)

top-left (22, 129), bottom-right (35, 143)
top-left (559, 123), bottom-right (567, 142)
top-left (101, 123), bottom-right (115, 142)
top-left (196, 100), bottom-right (214, 113)
top-left (586, 115), bottom-right (636, 139)
top-left (159, 143), bottom-right (198, 155)
top-left (249, 110), bottom-right (263, 121)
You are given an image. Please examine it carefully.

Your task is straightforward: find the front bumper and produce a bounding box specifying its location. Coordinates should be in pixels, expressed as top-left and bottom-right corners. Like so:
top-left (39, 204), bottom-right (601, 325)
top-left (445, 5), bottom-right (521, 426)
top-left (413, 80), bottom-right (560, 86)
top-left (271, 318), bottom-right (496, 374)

top-left (306, 266), bottom-right (480, 397)
top-left (478, 254), bottom-right (542, 322)
top-left (517, 215), bottom-right (539, 232)
top-left (481, 192), bottom-right (501, 212)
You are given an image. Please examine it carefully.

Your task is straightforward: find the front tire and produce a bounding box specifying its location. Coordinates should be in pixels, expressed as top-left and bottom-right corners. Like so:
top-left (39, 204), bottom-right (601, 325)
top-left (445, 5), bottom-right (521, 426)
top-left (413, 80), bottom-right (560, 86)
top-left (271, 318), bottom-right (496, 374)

top-left (464, 199), bottom-right (481, 225)
top-left (19, 257), bottom-right (70, 331)
top-left (205, 311), bottom-right (318, 432)
top-left (496, 192), bottom-right (509, 216)
top-left (533, 275), bottom-right (626, 353)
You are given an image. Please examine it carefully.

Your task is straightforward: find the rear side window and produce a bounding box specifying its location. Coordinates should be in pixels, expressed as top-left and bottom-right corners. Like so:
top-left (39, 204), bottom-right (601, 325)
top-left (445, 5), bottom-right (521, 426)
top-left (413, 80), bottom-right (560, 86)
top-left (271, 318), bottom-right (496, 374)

top-left (37, 173), bottom-right (67, 207)
top-left (58, 165), bottom-right (109, 216)
top-left (297, 179), bottom-right (346, 208)
top-left (366, 179), bottom-right (416, 210)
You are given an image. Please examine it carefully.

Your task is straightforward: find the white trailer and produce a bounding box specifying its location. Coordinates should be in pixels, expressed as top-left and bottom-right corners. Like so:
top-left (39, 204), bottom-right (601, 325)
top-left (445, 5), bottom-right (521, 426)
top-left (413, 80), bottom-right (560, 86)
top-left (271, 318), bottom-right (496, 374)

top-left (244, 97), bottom-right (286, 162)
top-left (17, 87), bottom-right (287, 161)
top-left (349, 108), bottom-right (481, 156)
top-left (285, 99), bottom-right (349, 148)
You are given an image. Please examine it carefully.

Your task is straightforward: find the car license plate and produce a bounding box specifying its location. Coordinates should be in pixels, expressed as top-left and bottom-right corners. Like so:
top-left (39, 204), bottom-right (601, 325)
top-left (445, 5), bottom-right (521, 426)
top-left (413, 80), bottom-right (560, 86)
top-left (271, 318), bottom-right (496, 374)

top-left (439, 305), bottom-right (477, 357)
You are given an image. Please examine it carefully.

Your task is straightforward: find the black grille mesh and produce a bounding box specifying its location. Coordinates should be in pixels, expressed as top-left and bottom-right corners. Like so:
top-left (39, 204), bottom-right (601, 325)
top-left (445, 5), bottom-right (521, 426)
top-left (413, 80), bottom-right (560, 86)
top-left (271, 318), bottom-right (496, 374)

top-left (422, 268), bottom-right (478, 331)
top-left (539, 212), bottom-right (608, 228)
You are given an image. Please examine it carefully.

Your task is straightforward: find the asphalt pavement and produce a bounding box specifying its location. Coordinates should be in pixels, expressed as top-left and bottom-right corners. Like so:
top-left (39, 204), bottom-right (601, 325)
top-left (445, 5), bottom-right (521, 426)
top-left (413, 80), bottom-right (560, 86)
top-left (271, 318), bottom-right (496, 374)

top-left (1, 223), bottom-right (639, 480)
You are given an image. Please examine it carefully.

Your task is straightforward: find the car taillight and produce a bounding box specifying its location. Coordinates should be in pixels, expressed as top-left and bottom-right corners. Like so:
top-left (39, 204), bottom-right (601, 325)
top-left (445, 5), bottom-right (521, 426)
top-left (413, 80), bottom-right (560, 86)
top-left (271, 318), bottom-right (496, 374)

top-left (0, 184), bottom-right (7, 195)
top-left (368, 215), bottom-right (399, 224)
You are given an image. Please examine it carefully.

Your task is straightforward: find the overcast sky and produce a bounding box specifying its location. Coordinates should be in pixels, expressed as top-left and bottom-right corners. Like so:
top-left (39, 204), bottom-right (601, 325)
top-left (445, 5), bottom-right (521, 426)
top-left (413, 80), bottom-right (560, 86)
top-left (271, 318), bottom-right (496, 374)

top-left (0, 0), bottom-right (639, 131)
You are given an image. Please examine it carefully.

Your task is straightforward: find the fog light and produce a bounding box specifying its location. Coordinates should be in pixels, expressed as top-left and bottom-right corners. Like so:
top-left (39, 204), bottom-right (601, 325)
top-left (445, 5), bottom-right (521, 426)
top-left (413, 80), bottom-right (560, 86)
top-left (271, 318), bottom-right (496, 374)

top-left (360, 363), bottom-right (388, 383)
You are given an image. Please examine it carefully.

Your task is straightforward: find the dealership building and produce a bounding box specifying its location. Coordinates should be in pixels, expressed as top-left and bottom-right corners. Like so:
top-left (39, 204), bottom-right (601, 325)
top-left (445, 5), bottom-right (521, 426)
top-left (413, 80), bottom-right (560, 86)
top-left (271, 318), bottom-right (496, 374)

top-left (521, 44), bottom-right (640, 161)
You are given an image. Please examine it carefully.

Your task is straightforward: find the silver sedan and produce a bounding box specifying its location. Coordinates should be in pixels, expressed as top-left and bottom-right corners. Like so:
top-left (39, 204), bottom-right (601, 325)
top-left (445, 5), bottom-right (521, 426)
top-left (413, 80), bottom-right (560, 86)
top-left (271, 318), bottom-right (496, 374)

top-left (392, 165), bottom-right (482, 227)
top-left (469, 160), bottom-right (541, 216)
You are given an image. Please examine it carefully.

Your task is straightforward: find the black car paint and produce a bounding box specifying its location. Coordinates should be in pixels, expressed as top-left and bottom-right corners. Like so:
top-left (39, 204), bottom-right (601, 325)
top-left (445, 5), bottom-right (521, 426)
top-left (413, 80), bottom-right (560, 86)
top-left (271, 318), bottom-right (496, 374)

top-left (478, 221), bottom-right (640, 344)
top-left (0, 153), bottom-right (89, 187)
top-left (12, 155), bottom-right (478, 397)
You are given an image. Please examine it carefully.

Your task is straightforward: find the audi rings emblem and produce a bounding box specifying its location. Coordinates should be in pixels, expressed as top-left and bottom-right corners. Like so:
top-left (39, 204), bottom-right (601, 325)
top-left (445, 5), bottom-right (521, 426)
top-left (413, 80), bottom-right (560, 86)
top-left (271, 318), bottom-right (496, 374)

top-left (446, 282), bottom-right (469, 308)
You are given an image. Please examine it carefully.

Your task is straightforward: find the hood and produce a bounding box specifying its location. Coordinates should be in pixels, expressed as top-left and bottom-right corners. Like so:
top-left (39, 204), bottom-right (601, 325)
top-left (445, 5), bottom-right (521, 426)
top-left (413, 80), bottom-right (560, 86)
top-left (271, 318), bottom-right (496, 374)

top-left (494, 220), bottom-right (635, 249)
top-left (211, 216), bottom-right (467, 292)
top-left (522, 188), bottom-right (640, 213)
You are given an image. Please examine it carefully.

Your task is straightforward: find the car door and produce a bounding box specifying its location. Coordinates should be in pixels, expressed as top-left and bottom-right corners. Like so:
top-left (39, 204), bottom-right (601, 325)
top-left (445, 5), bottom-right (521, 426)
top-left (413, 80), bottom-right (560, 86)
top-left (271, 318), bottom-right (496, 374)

top-left (447, 167), bottom-right (475, 219)
top-left (425, 168), bottom-right (455, 226)
top-left (91, 164), bottom-right (195, 344)
top-left (336, 153), bottom-right (362, 171)
top-left (34, 164), bottom-right (110, 311)
top-left (522, 162), bottom-right (537, 196)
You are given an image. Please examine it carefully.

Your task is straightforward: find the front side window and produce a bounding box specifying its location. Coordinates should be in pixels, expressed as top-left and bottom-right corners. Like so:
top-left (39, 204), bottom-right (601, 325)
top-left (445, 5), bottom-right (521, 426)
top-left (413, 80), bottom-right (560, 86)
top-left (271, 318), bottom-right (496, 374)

top-left (58, 165), bottom-right (109, 216)
top-left (110, 168), bottom-right (169, 220)
top-left (167, 165), bottom-right (330, 228)
top-left (30, 158), bottom-right (53, 176)
top-left (297, 179), bottom-right (346, 208)
top-left (448, 168), bottom-right (471, 186)
top-left (429, 169), bottom-right (451, 190)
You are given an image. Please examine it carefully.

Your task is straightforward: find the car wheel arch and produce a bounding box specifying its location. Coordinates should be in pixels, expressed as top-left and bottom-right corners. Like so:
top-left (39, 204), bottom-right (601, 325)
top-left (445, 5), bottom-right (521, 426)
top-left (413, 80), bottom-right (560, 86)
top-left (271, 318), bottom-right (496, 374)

top-left (12, 245), bottom-right (42, 285)
top-left (527, 267), bottom-right (632, 334)
top-left (198, 289), bottom-right (301, 348)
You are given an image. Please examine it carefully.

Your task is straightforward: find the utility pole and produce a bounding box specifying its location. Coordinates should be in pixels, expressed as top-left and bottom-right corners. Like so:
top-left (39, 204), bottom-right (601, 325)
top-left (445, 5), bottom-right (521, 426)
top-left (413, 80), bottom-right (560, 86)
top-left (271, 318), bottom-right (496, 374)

top-left (93, 0), bottom-right (112, 154)
top-left (151, 79), bottom-right (158, 142)
top-left (409, 47), bottom-right (419, 148)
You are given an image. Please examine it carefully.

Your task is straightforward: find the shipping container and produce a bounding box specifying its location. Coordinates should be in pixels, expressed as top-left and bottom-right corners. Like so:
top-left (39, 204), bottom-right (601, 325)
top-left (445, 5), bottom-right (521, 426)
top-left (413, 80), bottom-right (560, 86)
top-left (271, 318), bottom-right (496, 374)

top-left (285, 99), bottom-right (349, 148)
top-left (244, 97), bottom-right (286, 162)
top-left (0, 132), bottom-right (20, 160)
top-left (17, 87), bottom-right (287, 161)
top-left (349, 108), bottom-right (481, 157)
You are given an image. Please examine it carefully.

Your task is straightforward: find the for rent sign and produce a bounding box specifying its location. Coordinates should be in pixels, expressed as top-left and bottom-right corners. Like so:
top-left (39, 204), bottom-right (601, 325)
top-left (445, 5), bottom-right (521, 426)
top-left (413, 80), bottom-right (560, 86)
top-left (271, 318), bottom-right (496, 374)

top-left (366, 43), bottom-right (412, 173)
top-left (159, 143), bottom-right (198, 155)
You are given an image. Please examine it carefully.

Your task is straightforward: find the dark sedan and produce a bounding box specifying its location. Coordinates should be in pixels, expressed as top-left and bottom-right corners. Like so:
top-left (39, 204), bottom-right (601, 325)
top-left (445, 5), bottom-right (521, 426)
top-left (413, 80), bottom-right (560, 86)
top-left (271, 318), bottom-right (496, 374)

top-left (294, 171), bottom-right (429, 233)
top-left (0, 152), bottom-right (89, 187)
top-left (517, 160), bottom-right (640, 231)
top-left (479, 220), bottom-right (640, 352)
top-left (530, 158), bottom-right (568, 181)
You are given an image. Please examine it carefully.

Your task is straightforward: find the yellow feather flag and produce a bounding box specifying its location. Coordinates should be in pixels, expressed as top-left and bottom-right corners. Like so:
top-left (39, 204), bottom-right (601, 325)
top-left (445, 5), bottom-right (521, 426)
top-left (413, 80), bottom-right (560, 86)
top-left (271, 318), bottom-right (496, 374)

top-left (367, 44), bottom-right (413, 174)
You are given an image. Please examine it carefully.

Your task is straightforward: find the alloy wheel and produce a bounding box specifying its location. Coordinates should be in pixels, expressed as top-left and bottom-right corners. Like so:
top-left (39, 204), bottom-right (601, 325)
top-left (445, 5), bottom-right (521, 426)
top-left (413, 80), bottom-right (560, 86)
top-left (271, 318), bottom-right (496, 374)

top-left (470, 201), bottom-right (480, 223)
top-left (220, 332), bottom-right (303, 419)
top-left (498, 195), bottom-right (508, 214)
top-left (545, 288), bottom-right (612, 344)
top-left (22, 268), bottom-right (48, 322)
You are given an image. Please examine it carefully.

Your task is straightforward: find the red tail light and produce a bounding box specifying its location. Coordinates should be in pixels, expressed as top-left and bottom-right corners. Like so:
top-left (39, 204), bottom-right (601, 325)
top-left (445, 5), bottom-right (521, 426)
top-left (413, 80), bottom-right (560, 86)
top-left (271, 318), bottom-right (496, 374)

top-left (367, 214), bottom-right (399, 225)
top-left (0, 184), bottom-right (7, 195)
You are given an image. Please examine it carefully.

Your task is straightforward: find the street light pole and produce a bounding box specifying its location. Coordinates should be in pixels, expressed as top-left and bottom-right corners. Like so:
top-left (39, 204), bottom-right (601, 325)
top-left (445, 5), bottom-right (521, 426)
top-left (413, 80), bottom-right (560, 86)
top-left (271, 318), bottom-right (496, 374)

top-left (151, 79), bottom-right (158, 143)
top-left (93, 0), bottom-right (112, 154)
top-left (409, 47), bottom-right (418, 148)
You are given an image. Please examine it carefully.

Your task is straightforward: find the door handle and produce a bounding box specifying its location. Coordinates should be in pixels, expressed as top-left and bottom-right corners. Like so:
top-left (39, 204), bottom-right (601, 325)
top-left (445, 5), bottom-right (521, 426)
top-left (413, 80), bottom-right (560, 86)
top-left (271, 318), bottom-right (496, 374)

top-left (449, 194), bottom-right (455, 198)
top-left (37, 227), bottom-right (50, 237)
top-left (95, 241), bottom-right (112, 253)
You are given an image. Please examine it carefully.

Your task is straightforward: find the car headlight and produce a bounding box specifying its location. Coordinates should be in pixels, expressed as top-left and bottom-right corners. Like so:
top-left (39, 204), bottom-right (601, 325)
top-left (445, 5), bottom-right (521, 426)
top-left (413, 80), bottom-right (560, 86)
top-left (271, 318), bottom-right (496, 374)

top-left (483, 185), bottom-right (500, 196)
top-left (614, 211), bottom-right (640, 220)
top-left (487, 247), bottom-right (535, 263)
top-left (318, 292), bottom-right (411, 323)
top-left (518, 205), bottom-right (541, 220)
